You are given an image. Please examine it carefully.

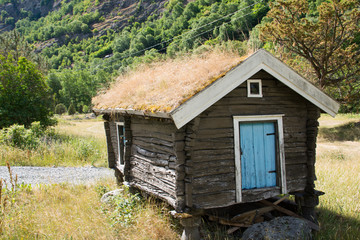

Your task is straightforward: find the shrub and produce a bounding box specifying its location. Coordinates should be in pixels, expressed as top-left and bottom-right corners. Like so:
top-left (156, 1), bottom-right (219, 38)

top-left (0, 124), bottom-right (39, 149)
top-left (82, 105), bottom-right (89, 113)
top-left (68, 103), bottom-right (76, 115)
top-left (55, 103), bottom-right (67, 115)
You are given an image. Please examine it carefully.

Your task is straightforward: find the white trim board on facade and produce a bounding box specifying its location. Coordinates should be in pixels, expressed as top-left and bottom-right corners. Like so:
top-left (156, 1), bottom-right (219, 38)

top-left (170, 49), bottom-right (340, 129)
top-left (233, 115), bottom-right (287, 202)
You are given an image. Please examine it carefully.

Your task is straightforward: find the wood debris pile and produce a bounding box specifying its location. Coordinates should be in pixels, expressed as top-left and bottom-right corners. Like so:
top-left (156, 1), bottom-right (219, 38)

top-left (204, 195), bottom-right (319, 235)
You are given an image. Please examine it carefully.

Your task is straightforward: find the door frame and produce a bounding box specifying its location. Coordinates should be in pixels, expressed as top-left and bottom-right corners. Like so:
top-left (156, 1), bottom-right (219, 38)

top-left (233, 115), bottom-right (287, 202)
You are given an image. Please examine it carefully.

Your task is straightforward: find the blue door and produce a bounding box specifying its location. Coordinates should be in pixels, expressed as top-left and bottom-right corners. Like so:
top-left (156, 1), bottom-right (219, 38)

top-left (239, 122), bottom-right (277, 189)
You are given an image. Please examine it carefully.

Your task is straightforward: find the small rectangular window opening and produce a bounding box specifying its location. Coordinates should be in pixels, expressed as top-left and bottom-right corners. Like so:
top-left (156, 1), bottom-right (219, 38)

top-left (247, 79), bottom-right (262, 98)
top-left (116, 122), bottom-right (125, 165)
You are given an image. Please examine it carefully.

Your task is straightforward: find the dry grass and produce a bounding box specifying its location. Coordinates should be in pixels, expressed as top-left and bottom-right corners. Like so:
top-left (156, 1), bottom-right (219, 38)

top-left (1, 181), bottom-right (117, 239)
top-left (314, 114), bottom-right (360, 239)
top-left (0, 179), bottom-right (181, 240)
top-left (93, 49), bottom-right (250, 113)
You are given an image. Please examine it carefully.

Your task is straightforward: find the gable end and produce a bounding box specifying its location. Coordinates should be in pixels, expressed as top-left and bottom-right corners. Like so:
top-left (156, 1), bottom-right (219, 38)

top-left (170, 49), bottom-right (340, 129)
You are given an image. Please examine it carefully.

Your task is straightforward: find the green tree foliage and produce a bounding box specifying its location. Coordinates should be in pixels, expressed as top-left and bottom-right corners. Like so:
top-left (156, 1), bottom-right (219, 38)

top-left (0, 30), bottom-right (48, 72)
top-left (67, 103), bottom-right (76, 115)
top-left (3, 0), bottom-right (270, 113)
top-left (55, 103), bottom-right (67, 115)
top-left (0, 54), bottom-right (54, 128)
top-left (261, 0), bottom-right (360, 110)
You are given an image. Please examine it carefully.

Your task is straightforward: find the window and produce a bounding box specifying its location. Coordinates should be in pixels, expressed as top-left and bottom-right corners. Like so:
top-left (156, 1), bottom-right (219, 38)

top-left (116, 122), bottom-right (125, 166)
top-left (247, 79), bottom-right (262, 98)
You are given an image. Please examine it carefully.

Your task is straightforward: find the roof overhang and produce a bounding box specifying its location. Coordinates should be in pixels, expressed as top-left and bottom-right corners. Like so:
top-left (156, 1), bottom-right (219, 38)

top-left (92, 108), bottom-right (171, 119)
top-left (170, 49), bottom-right (340, 129)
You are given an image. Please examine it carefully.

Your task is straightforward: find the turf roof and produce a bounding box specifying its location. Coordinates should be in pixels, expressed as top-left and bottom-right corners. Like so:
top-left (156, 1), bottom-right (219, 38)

top-left (92, 50), bottom-right (248, 114)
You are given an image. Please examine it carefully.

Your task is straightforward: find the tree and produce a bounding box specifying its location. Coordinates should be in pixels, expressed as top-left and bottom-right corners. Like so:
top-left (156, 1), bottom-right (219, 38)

top-left (0, 54), bottom-right (54, 128)
top-left (55, 103), bottom-right (67, 115)
top-left (0, 30), bottom-right (48, 72)
top-left (67, 103), bottom-right (76, 115)
top-left (261, 0), bottom-right (360, 108)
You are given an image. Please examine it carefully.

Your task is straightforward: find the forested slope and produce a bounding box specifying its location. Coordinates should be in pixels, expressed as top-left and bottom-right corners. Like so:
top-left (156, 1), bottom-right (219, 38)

top-left (1, 0), bottom-right (267, 112)
top-left (1, 0), bottom-right (359, 113)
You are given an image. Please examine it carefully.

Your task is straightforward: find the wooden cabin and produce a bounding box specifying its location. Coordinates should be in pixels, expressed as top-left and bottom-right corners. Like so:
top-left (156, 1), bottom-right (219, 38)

top-left (92, 49), bottom-right (339, 220)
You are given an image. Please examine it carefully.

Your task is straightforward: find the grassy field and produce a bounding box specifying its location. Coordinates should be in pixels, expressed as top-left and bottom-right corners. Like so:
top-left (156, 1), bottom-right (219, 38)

top-left (0, 115), bottom-right (108, 167)
top-left (1, 114), bottom-right (359, 239)
top-left (315, 114), bottom-right (360, 240)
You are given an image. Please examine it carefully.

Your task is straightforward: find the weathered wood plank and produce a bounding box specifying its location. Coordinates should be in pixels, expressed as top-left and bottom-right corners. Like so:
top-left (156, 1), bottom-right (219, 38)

top-left (132, 139), bottom-right (174, 154)
top-left (132, 130), bottom-right (173, 142)
top-left (287, 178), bottom-right (307, 192)
top-left (286, 164), bottom-right (307, 180)
top-left (134, 136), bottom-right (174, 148)
top-left (192, 153), bottom-right (234, 162)
top-left (130, 181), bottom-right (177, 209)
top-left (192, 173), bottom-right (235, 195)
top-left (192, 190), bottom-right (236, 209)
top-left (130, 168), bottom-right (176, 197)
top-left (130, 157), bottom-right (176, 182)
top-left (242, 187), bottom-right (281, 202)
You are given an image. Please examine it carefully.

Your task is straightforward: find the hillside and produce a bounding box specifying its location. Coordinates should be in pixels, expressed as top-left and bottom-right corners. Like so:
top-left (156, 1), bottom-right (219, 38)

top-left (1, 0), bottom-right (168, 46)
top-left (0, 0), bottom-right (268, 113)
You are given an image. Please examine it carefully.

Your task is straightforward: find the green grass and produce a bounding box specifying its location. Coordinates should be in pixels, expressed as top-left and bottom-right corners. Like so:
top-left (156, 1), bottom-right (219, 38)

top-left (0, 115), bottom-right (107, 167)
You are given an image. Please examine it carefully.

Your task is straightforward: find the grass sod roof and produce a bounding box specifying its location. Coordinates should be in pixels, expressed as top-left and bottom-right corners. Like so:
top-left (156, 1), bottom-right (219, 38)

top-left (92, 50), bottom-right (251, 114)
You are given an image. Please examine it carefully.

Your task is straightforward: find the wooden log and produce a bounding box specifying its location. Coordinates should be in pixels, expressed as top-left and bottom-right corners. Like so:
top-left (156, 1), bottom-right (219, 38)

top-left (192, 190), bottom-right (236, 209)
top-left (132, 139), bottom-right (174, 154)
top-left (124, 117), bottom-right (132, 182)
top-left (286, 164), bottom-right (307, 180)
top-left (134, 136), bottom-right (173, 148)
top-left (192, 142), bottom-right (234, 151)
top-left (132, 152), bottom-right (169, 167)
top-left (130, 157), bottom-right (176, 181)
top-left (198, 117), bottom-right (233, 129)
top-left (104, 121), bottom-right (116, 168)
top-left (259, 200), bottom-right (320, 231)
top-left (231, 206), bottom-right (275, 222)
top-left (130, 181), bottom-right (177, 208)
top-left (286, 178), bottom-right (307, 192)
top-left (192, 153), bottom-right (234, 162)
top-left (130, 168), bottom-right (176, 197)
top-left (242, 187), bottom-right (281, 203)
top-left (132, 130), bottom-right (173, 142)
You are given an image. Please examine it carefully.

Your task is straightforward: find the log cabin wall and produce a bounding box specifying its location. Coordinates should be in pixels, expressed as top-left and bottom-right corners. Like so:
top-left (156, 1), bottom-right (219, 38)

top-left (128, 116), bottom-right (185, 209)
top-left (188, 70), bottom-right (317, 209)
top-left (104, 121), bottom-right (118, 169)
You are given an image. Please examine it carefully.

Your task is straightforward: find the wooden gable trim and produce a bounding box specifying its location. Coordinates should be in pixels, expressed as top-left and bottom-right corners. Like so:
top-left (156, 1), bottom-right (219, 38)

top-left (170, 49), bottom-right (340, 129)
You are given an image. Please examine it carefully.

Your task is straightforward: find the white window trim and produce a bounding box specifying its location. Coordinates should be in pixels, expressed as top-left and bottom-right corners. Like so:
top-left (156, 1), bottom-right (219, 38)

top-left (116, 122), bottom-right (125, 167)
top-left (233, 115), bottom-right (287, 202)
top-left (247, 79), bottom-right (263, 98)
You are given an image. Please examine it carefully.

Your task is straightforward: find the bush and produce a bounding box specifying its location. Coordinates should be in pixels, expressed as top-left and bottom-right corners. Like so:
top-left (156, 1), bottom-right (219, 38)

top-left (68, 103), bottom-right (76, 115)
top-left (0, 122), bottom-right (55, 150)
top-left (55, 103), bottom-right (67, 115)
top-left (82, 105), bottom-right (89, 113)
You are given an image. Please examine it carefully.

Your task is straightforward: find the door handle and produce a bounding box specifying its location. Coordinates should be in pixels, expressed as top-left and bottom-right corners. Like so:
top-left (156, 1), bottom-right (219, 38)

top-left (268, 170), bottom-right (276, 173)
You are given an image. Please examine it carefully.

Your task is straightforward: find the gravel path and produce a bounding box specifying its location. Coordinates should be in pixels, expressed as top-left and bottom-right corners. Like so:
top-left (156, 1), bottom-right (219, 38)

top-left (0, 166), bottom-right (114, 186)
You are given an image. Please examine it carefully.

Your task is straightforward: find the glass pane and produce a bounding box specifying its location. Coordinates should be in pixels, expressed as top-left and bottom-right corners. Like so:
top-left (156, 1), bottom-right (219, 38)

top-left (250, 82), bottom-right (260, 95)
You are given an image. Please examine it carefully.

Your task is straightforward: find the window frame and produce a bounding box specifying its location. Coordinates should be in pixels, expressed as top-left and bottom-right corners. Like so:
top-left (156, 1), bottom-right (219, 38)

top-left (116, 122), bottom-right (125, 167)
top-left (247, 79), bottom-right (263, 98)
